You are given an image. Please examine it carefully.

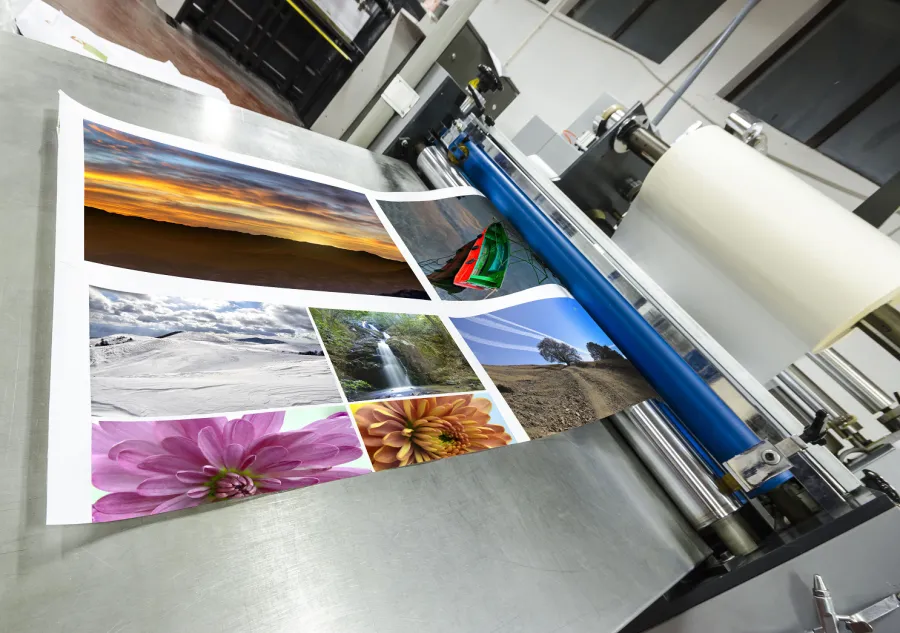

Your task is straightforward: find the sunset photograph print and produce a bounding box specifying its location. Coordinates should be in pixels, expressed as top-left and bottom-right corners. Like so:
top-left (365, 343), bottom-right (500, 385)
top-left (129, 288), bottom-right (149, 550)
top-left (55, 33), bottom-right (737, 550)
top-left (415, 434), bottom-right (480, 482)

top-left (83, 121), bottom-right (426, 298)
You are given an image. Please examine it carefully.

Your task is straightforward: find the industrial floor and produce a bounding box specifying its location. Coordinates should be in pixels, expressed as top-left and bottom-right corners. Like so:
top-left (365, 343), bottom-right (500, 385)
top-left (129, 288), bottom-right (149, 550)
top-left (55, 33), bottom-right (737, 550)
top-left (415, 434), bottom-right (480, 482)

top-left (44, 0), bottom-right (304, 126)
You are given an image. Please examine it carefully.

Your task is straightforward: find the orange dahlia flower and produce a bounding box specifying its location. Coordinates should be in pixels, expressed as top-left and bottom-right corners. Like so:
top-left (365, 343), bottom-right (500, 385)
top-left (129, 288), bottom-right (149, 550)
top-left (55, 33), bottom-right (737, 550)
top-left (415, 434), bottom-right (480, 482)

top-left (353, 395), bottom-right (512, 470)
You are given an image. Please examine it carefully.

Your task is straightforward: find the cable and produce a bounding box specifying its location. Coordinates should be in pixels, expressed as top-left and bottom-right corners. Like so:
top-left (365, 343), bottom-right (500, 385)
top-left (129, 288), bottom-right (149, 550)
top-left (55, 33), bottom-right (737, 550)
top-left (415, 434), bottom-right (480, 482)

top-left (284, 0), bottom-right (351, 62)
top-left (653, 0), bottom-right (761, 126)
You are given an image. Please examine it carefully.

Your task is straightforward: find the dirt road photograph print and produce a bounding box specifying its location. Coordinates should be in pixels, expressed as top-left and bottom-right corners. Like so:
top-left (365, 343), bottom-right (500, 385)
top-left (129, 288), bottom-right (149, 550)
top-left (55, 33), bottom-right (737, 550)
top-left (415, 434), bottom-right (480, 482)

top-left (91, 405), bottom-right (371, 522)
top-left (83, 122), bottom-right (425, 297)
top-left (451, 297), bottom-right (655, 438)
top-left (350, 393), bottom-right (514, 471)
top-left (377, 195), bottom-right (560, 300)
top-left (89, 286), bottom-right (341, 417)
top-left (309, 308), bottom-right (483, 402)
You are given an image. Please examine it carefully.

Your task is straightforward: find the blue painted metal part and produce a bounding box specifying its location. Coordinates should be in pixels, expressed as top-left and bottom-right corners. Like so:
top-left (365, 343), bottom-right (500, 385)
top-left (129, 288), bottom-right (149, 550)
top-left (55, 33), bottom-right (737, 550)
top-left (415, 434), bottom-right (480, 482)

top-left (657, 401), bottom-right (727, 478)
top-left (455, 139), bottom-right (791, 491)
top-left (656, 401), bottom-right (750, 503)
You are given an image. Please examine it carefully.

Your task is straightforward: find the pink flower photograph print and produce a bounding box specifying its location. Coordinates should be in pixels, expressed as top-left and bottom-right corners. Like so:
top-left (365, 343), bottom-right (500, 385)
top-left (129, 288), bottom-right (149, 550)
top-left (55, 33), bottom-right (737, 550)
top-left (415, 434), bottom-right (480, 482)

top-left (91, 405), bottom-right (370, 522)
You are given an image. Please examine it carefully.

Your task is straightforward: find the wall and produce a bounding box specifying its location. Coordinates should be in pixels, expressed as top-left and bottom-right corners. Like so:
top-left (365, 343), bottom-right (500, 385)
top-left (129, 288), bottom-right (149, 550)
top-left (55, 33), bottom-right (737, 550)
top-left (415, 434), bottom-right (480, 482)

top-left (0, 0), bottom-right (30, 32)
top-left (471, 0), bottom-right (900, 442)
top-left (471, 0), bottom-right (900, 226)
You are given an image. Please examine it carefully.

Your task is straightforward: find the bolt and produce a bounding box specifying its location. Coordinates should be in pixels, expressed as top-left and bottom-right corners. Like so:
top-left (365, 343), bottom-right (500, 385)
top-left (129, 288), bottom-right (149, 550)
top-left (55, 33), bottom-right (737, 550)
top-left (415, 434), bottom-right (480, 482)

top-left (451, 53), bottom-right (457, 61)
top-left (761, 449), bottom-right (780, 465)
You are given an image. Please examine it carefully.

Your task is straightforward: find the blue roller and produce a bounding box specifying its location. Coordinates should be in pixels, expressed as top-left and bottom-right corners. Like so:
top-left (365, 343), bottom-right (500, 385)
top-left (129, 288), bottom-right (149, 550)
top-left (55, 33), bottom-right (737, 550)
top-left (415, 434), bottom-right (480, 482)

top-left (455, 139), bottom-right (791, 492)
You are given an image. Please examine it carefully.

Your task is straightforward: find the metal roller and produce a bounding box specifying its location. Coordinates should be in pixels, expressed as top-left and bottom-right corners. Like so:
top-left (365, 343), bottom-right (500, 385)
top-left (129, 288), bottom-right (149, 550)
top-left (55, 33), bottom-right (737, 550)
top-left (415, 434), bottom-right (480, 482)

top-left (416, 145), bottom-right (469, 188)
top-left (611, 402), bottom-right (757, 556)
top-left (809, 349), bottom-right (900, 430)
top-left (770, 383), bottom-right (817, 427)
top-left (777, 366), bottom-right (848, 422)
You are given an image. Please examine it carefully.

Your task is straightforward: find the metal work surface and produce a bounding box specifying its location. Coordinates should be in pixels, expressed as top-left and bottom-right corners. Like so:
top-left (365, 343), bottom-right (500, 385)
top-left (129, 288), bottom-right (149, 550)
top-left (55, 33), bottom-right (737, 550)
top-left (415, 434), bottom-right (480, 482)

top-left (0, 34), bottom-right (705, 633)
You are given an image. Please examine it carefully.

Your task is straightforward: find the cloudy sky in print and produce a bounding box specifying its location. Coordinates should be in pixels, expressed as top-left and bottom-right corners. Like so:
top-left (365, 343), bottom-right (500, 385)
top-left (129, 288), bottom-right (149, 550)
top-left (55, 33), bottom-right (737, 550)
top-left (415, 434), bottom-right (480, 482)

top-left (89, 286), bottom-right (318, 341)
top-left (83, 122), bottom-right (404, 261)
top-left (451, 297), bottom-right (619, 365)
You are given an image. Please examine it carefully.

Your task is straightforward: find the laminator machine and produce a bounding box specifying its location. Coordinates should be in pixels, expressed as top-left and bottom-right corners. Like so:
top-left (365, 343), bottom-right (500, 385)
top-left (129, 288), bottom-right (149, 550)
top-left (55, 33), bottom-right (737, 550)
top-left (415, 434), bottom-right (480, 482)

top-left (362, 57), bottom-right (900, 632)
top-left (3, 21), bottom-right (900, 633)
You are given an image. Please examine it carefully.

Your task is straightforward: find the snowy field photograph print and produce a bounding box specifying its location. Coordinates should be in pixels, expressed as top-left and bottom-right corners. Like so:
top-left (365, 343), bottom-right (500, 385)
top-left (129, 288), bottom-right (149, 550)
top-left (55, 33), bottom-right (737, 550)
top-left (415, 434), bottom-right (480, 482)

top-left (91, 404), bottom-right (371, 522)
top-left (377, 195), bottom-right (560, 301)
top-left (451, 297), bottom-right (656, 438)
top-left (89, 286), bottom-right (342, 417)
top-left (350, 392), bottom-right (514, 471)
top-left (83, 121), bottom-right (426, 297)
top-left (309, 308), bottom-right (483, 402)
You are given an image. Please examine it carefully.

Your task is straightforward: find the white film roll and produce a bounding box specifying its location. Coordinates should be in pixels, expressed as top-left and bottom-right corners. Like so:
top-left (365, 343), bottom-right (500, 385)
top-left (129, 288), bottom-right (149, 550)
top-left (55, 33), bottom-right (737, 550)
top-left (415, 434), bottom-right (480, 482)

top-left (634, 126), bottom-right (900, 354)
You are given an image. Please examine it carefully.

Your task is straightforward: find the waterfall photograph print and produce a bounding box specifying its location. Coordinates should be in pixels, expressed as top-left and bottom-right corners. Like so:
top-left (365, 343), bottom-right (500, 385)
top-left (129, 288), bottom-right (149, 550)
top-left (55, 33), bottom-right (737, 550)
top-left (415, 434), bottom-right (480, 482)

top-left (89, 286), bottom-right (342, 417)
top-left (90, 404), bottom-right (371, 522)
top-left (377, 195), bottom-right (560, 301)
top-left (83, 121), bottom-right (427, 298)
top-left (309, 308), bottom-right (483, 402)
top-left (350, 393), bottom-right (515, 471)
top-left (451, 297), bottom-right (656, 438)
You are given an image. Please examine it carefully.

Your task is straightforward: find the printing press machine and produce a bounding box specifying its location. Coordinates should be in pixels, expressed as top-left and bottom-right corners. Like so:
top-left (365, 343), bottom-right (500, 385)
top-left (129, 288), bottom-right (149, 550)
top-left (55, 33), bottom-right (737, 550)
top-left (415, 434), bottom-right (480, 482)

top-left (351, 34), bottom-right (900, 633)
top-left (2, 19), bottom-right (900, 633)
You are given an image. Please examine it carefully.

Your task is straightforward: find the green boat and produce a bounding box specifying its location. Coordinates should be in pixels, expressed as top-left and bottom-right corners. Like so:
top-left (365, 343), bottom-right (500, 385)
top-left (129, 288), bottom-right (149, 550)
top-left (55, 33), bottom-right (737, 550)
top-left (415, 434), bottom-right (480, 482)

top-left (426, 222), bottom-right (510, 292)
top-left (453, 222), bottom-right (510, 290)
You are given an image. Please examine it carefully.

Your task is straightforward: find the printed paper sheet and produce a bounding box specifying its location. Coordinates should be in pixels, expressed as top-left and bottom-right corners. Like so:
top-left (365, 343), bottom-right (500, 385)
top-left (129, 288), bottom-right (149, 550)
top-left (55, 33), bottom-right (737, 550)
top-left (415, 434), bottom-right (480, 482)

top-left (48, 93), bottom-right (654, 524)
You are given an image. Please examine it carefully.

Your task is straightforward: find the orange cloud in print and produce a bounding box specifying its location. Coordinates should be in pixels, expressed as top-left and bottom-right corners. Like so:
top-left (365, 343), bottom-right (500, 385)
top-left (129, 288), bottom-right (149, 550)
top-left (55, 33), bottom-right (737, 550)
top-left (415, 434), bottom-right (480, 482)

top-left (351, 394), bottom-right (513, 470)
top-left (83, 122), bottom-right (404, 261)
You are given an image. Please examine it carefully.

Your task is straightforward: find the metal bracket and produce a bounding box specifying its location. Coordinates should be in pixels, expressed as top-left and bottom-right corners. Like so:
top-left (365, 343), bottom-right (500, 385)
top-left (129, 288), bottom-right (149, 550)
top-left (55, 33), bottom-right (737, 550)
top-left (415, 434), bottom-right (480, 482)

top-left (723, 440), bottom-right (792, 492)
top-left (777, 435), bottom-right (809, 459)
top-left (380, 75), bottom-right (420, 118)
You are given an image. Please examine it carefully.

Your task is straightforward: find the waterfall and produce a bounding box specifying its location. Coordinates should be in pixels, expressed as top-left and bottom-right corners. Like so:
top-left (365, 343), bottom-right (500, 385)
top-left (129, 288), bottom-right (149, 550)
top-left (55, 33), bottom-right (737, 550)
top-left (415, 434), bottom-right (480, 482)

top-left (376, 332), bottom-right (411, 388)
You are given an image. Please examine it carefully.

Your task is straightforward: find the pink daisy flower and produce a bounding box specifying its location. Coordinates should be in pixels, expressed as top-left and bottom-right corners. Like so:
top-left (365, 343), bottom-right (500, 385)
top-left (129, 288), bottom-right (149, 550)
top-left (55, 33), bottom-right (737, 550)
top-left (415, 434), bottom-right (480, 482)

top-left (91, 410), bottom-right (367, 522)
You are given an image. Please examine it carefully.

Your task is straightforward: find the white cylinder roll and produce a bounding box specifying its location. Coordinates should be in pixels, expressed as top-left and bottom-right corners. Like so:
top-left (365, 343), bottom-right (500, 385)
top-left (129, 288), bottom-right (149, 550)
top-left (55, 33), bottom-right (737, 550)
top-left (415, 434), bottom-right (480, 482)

top-left (634, 126), bottom-right (900, 352)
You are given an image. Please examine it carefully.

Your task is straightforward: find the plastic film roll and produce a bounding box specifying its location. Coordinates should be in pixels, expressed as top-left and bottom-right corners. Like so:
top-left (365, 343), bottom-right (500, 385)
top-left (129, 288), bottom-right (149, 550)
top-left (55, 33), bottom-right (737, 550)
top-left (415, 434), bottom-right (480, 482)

top-left (634, 126), bottom-right (900, 352)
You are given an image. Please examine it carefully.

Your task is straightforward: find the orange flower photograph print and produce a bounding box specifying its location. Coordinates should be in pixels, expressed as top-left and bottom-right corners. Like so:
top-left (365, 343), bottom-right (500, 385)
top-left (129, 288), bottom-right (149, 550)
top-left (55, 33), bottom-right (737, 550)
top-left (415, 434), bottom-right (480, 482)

top-left (351, 394), bottom-right (514, 470)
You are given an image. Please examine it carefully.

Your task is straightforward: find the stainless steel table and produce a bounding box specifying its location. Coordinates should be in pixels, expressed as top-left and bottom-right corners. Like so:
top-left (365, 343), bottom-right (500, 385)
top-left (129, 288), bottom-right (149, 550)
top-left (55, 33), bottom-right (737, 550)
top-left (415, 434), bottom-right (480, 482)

top-left (0, 33), bottom-right (704, 633)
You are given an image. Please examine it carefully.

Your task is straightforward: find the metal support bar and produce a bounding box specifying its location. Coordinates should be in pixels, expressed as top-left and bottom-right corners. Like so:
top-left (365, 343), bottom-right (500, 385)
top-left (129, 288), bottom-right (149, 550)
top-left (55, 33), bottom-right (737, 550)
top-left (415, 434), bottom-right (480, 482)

top-left (778, 366), bottom-right (849, 422)
top-left (809, 349), bottom-right (896, 415)
top-left (456, 138), bottom-right (790, 492)
top-left (770, 382), bottom-right (817, 426)
top-left (622, 125), bottom-right (669, 165)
